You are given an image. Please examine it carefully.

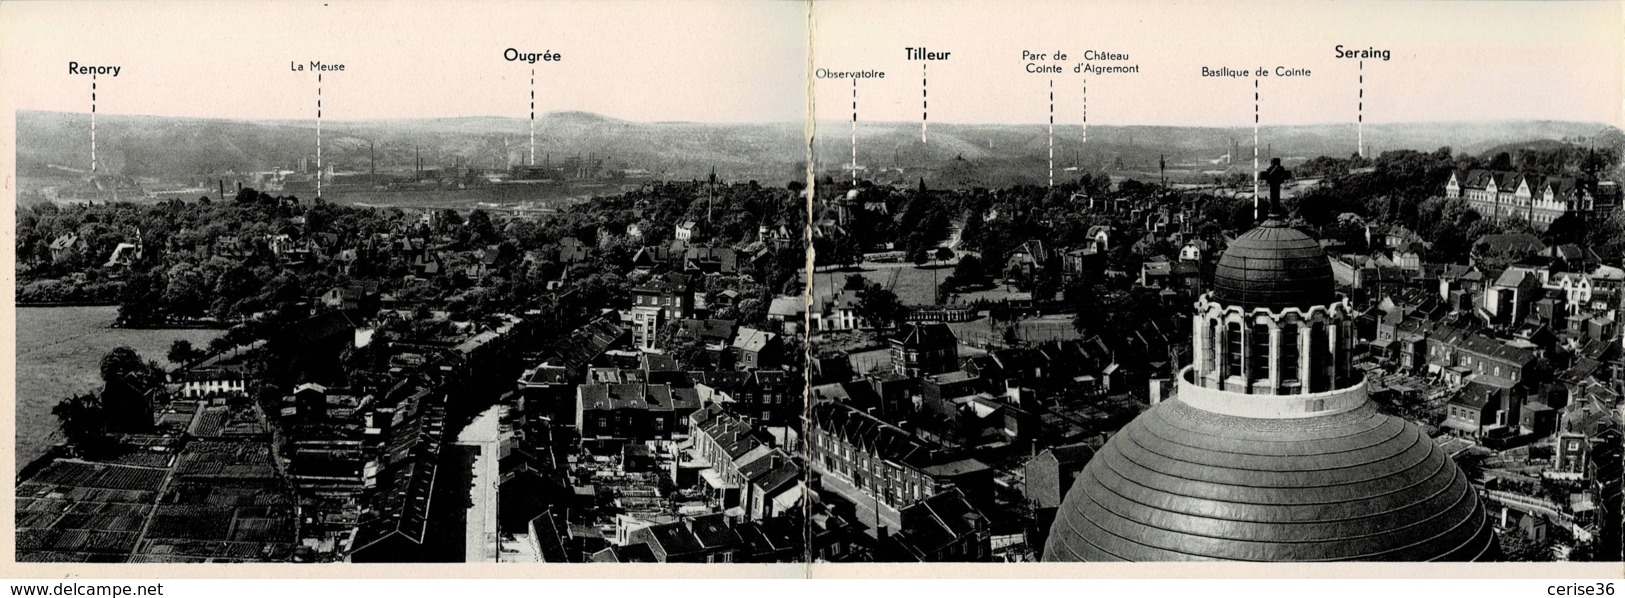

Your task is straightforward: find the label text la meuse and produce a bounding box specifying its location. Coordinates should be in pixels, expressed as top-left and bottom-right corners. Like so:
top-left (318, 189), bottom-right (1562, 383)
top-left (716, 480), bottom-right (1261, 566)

top-left (291, 61), bottom-right (346, 72)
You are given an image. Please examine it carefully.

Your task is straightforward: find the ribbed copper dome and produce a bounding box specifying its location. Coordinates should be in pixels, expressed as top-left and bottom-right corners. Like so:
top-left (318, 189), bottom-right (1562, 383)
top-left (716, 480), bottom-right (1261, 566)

top-left (1211, 218), bottom-right (1336, 310)
top-left (1044, 400), bottom-right (1498, 562)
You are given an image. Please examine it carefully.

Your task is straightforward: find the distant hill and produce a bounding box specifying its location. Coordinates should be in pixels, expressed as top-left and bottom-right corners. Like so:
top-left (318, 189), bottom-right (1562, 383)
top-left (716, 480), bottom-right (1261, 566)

top-left (17, 110), bottom-right (806, 185)
top-left (811, 119), bottom-right (1621, 186)
top-left (19, 110), bottom-right (1617, 190)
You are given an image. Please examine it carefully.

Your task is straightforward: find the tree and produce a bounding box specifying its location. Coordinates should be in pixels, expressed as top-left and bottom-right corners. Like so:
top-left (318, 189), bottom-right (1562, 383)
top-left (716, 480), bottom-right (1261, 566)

top-left (52, 392), bottom-right (111, 456)
top-left (815, 233), bottom-right (861, 270)
top-left (97, 347), bottom-right (158, 434)
top-left (1544, 213), bottom-right (1587, 247)
top-left (912, 248), bottom-right (932, 266)
top-left (100, 346), bottom-right (151, 387)
top-left (953, 254), bottom-right (985, 286)
top-left (467, 209), bottom-right (497, 245)
top-left (843, 274), bottom-right (868, 291)
top-left (161, 264), bottom-right (209, 320)
top-left (437, 208), bottom-right (464, 230)
top-left (1498, 522), bottom-right (1555, 562)
top-left (856, 282), bottom-right (907, 332)
top-left (208, 335), bottom-right (237, 356)
top-left (1488, 151), bottom-right (1514, 171)
top-left (167, 339), bottom-right (200, 366)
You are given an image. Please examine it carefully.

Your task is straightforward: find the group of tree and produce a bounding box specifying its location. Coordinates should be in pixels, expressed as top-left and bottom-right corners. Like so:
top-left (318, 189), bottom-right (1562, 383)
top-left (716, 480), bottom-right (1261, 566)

top-left (52, 346), bottom-right (166, 458)
top-left (842, 274), bottom-right (907, 335)
top-left (20, 175), bottom-right (808, 332)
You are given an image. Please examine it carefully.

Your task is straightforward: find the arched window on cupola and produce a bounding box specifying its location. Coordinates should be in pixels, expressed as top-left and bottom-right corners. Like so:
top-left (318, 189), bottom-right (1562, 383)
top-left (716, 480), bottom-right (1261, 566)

top-left (1249, 322), bottom-right (1271, 384)
top-left (1225, 321), bottom-right (1243, 379)
top-left (1203, 317), bottom-right (1219, 377)
top-left (1310, 321), bottom-right (1332, 392)
top-left (1280, 321), bottom-right (1300, 388)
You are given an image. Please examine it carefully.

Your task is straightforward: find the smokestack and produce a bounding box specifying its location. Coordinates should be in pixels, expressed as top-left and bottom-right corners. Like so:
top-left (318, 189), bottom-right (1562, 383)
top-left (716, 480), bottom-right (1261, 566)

top-left (219, 179), bottom-right (225, 201)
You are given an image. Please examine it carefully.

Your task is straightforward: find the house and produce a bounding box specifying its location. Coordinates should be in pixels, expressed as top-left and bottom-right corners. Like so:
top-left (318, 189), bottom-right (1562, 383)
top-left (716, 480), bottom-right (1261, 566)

top-left (47, 233), bottom-right (83, 263)
top-left (690, 407), bottom-right (775, 506)
top-left (104, 241), bottom-right (142, 268)
top-left (558, 236), bottom-right (590, 263)
top-left (624, 513), bottom-right (745, 563)
top-left (214, 235), bottom-right (249, 258)
top-left (1446, 169), bottom-right (1603, 230)
top-left (588, 543), bottom-right (658, 563)
top-left (816, 290), bottom-right (864, 332)
top-left (734, 517), bottom-right (802, 562)
top-left (174, 367), bottom-right (248, 400)
top-left (633, 272), bottom-right (695, 321)
top-left (410, 252), bottom-right (442, 276)
top-left (1061, 247), bottom-right (1104, 281)
top-left (1177, 240), bottom-right (1205, 262)
top-left (739, 370), bottom-right (794, 423)
top-left (1421, 323), bottom-right (1540, 388)
top-left (1485, 266), bottom-right (1543, 326)
top-left (1139, 259), bottom-right (1199, 292)
top-left (740, 451), bottom-right (803, 521)
top-left (320, 282), bottom-right (381, 313)
top-left (891, 322), bottom-right (959, 378)
top-left (265, 233), bottom-right (295, 256)
top-left (1024, 442), bottom-right (1097, 511)
top-left (885, 488), bottom-right (991, 562)
top-left (731, 327), bottom-right (781, 370)
top-left (767, 295), bottom-right (805, 335)
top-left (683, 245), bottom-right (738, 274)
top-left (1443, 381), bottom-right (1525, 438)
top-left (293, 382), bottom-right (329, 419)
top-left (517, 362), bottom-right (573, 423)
top-left (676, 318), bottom-right (737, 351)
top-left (674, 220), bottom-right (700, 242)
top-left (1471, 233), bottom-right (1545, 265)
top-left (625, 520), bottom-right (710, 563)
top-left (808, 401), bottom-right (992, 529)
top-left (1436, 263), bottom-right (1487, 305)
top-left (1083, 225), bottom-right (1115, 254)
top-left (1004, 240), bottom-right (1051, 279)
top-left (575, 383), bottom-right (678, 441)
top-left (919, 370), bottom-right (980, 420)
top-left (630, 305), bottom-right (663, 353)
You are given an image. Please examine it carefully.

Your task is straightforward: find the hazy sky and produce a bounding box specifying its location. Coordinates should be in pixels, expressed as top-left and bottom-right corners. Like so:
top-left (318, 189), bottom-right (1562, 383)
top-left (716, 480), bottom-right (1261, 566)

top-left (2, 0), bottom-right (1620, 127)
top-left (812, 0), bottom-right (1623, 128)
top-left (0, 0), bottom-right (810, 123)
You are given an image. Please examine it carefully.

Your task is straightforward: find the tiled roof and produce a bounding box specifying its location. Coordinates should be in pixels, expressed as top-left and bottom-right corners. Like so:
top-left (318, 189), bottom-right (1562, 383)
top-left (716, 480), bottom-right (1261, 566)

top-left (810, 401), bottom-right (936, 469)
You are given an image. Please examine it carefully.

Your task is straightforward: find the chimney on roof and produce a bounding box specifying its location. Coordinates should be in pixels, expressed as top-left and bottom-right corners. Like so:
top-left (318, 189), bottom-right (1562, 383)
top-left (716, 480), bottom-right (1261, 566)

top-left (963, 511), bottom-right (985, 534)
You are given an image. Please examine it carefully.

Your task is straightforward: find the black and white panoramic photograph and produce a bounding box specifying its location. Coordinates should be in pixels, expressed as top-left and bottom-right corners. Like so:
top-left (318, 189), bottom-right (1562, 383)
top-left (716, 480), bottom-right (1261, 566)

top-left (6, 0), bottom-right (1624, 574)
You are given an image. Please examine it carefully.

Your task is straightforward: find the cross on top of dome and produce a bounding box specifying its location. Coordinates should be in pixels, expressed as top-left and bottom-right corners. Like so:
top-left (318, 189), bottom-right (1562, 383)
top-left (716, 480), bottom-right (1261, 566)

top-left (1260, 157), bottom-right (1291, 220)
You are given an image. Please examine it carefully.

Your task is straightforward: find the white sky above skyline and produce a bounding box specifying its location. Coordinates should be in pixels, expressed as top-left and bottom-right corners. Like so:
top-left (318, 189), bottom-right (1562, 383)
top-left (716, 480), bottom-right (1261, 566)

top-left (2, 0), bottom-right (1620, 128)
top-left (811, 0), bottom-right (1623, 128)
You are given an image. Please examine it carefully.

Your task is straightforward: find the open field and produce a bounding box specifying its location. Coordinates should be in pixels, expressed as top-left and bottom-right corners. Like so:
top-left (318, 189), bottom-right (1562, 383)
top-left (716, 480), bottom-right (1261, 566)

top-left (15, 306), bottom-right (223, 471)
top-left (810, 263), bottom-right (957, 307)
top-left (947, 315), bottom-right (1083, 349)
